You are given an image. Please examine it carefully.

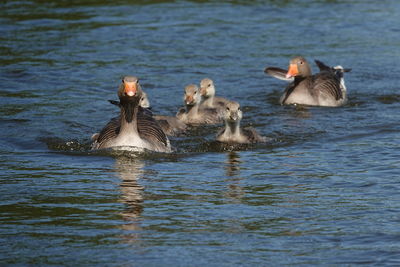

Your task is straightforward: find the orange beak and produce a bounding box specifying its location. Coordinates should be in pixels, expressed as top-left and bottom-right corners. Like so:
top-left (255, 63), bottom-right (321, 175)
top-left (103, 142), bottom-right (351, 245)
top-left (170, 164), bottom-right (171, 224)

top-left (124, 82), bottom-right (137, 96)
top-left (286, 63), bottom-right (299, 79)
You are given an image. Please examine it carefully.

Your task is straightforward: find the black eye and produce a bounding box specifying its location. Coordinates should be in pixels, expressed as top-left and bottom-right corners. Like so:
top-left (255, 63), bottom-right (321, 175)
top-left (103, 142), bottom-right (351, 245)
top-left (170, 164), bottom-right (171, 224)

top-left (299, 61), bottom-right (304, 65)
top-left (226, 107), bottom-right (230, 111)
top-left (208, 84), bottom-right (211, 87)
top-left (238, 108), bottom-right (241, 111)
top-left (122, 79), bottom-right (124, 83)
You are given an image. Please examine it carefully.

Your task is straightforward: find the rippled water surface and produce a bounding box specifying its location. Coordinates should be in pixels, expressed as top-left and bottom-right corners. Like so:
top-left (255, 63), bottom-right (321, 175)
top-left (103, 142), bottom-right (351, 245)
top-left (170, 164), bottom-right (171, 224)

top-left (1, 0), bottom-right (400, 265)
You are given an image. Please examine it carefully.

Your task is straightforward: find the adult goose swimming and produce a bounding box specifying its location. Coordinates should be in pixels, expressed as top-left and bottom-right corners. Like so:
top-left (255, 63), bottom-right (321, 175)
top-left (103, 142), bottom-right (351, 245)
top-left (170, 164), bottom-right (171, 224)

top-left (264, 56), bottom-right (351, 107)
top-left (91, 76), bottom-right (172, 152)
top-left (216, 100), bottom-right (266, 144)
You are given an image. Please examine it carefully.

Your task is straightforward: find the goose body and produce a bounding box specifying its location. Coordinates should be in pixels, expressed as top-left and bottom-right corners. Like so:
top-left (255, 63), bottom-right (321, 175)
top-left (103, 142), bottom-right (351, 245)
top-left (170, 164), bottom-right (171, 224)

top-left (108, 91), bottom-right (187, 136)
top-left (91, 76), bottom-right (171, 152)
top-left (176, 84), bottom-right (222, 125)
top-left (264, 57), bottom-right (351, 107)
top-left (216, 101), bottom-right (266, 144)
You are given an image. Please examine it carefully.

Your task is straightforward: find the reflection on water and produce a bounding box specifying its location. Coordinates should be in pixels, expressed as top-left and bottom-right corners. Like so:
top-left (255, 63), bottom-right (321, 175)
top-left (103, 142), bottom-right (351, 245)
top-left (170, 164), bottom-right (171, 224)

top-left (224, 152), bottom-right (245, 203)
top-left (114, 157), bottom-right (145, 243)
top-left (225, 151), bottom-right (242, 177)
top-left (2, 0), bottom-right (400, 265)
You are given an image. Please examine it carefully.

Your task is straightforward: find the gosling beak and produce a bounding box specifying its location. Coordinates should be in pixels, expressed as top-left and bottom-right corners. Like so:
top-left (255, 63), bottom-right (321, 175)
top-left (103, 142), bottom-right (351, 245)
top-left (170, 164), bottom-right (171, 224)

top-left (229, 113), bottom-right (238, 121)
top-left (200, 87), bottom-right (207, 96)
top-left (124, 82), bottom-right (137, 96)
top-left (185, 95), bottom-right (194, 105)
top-left (286, 63), bottom-right (299, 79)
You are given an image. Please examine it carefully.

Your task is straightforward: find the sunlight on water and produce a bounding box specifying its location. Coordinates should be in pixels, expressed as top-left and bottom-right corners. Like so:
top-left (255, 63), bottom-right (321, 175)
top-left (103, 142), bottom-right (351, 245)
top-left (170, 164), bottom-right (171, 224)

top-left (1, 0), bottom-right (400, 266)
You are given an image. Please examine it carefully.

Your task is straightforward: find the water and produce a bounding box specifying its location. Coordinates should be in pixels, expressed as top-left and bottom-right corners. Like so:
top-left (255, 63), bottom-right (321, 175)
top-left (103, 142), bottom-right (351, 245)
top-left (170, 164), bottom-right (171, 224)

top-left (1, 0), bottom-right (400, 265)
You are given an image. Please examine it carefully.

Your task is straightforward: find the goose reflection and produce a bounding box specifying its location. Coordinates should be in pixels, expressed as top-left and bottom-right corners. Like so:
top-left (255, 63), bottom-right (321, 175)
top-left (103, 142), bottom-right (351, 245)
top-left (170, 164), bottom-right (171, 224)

top-left (224, 152), bottom-right (245, 202)
top-left (114, 156), bottom-right (145, 242)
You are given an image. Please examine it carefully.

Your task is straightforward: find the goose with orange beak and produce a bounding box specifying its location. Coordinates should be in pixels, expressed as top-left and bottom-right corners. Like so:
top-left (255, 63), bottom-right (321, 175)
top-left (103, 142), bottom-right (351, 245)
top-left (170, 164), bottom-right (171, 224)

top-left (91, 76), bottom-right (172, 152)
top-left (264, 56), bottom-right (351, 107)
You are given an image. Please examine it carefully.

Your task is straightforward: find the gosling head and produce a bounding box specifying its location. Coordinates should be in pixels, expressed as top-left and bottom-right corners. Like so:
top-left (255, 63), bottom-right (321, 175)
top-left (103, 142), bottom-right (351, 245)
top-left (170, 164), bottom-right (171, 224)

top-left (184, 84), bottom-right (200, 106)
top-left (139, 91), bottom-right (150, 108)
top-left (224, 101), bottom-right (243, 123)
top-left (199, 78), bottom-right (215, 98)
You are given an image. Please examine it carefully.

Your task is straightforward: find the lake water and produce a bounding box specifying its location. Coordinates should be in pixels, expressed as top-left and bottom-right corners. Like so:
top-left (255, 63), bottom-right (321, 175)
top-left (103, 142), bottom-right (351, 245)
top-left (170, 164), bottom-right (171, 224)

top-left (1, 0), bottom-right (400, 265)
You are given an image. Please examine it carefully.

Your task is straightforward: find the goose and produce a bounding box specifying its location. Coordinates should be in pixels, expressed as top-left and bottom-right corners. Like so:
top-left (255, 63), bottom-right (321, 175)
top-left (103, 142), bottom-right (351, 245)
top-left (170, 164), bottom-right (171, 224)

top-left (264, 56), bottom-right (351, 107)
top-left (176, 84), bottom-right (222, 125)
top-left (199, 78), bottom-right (229, 111)
top-left (106, 84), bottom-right (186, 136)
top-left (91, 76), bottom-right (172, 152)
top-left (139, 92), bottom-right (187, 136)
top-left (216, 101), bottom-right (266, 144)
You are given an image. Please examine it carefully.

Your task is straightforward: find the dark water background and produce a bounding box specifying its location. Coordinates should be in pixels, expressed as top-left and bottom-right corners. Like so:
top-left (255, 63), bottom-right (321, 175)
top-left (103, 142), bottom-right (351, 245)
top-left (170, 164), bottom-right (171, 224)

top-left (1, 0), bottom-right (400, 265)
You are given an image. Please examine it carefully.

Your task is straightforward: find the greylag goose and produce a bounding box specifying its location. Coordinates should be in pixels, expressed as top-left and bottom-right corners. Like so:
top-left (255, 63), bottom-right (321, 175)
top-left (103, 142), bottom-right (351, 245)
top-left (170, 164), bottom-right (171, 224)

top-left (216, 101), bottom-right (266, 144)
top-left (107, 89), bottom-right (187, 136)
top-left (91, 76), bottom-right (172, 152)
top-left (176, 84), bottom-right (222, 125)
top-left (199, 78), bottom-right (229, 111)
top-left (264, 56), bottom-right (351, 107)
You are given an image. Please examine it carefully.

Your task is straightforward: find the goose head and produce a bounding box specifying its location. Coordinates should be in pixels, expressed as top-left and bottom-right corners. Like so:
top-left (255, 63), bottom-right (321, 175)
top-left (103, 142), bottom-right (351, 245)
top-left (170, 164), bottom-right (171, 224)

top-left (117, 76), bottom-right (143, 123)
top-left (199, 78), bottom-right (215, 98)
top-left (139, 91), bottom-right (151, 108)
top-left (184, 84), bottom-right (200, 106)
top-left (118, 76), bottom-right (142, 98)
top-left (224, 101), bottom-right (243, 123)
top-left (286, 56), bottom-right (312, 79)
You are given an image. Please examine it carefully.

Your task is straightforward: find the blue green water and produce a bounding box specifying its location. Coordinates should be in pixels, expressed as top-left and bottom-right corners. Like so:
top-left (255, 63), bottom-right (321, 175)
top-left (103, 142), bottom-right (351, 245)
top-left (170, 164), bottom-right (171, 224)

top-left (1, 0), bottom-right (400, 265)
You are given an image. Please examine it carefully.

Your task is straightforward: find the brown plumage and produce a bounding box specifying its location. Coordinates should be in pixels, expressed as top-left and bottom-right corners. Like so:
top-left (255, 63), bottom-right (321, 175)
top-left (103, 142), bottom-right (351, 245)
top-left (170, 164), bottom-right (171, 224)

top-left (264, 56), bottom-right (351, 107)
top-left (91, 76), bottom-right (171, 152)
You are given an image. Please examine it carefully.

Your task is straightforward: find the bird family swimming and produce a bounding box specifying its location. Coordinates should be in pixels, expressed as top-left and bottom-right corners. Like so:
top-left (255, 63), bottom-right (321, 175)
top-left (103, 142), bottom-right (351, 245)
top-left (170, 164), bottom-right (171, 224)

top-left (91, 57), bottom-right (350, 151)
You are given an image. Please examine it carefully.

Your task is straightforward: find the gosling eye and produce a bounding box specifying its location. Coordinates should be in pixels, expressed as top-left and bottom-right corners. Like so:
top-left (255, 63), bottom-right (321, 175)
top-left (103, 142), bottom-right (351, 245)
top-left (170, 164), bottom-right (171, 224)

top-left (226, 107), bottom-right (230, 111)
top-left (208, 84), bottom-right (211, 87)
top-left (299, 61), bottom-right (304, 65)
